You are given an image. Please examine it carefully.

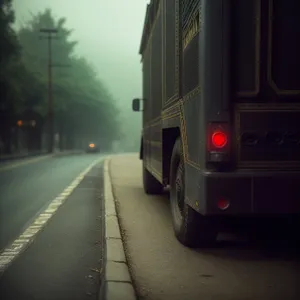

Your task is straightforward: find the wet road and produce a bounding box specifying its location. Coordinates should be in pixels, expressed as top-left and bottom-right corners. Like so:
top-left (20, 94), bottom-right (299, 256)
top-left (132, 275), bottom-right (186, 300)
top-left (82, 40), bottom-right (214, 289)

top-left (0, 153), bottom-right (102, 249)
top-left (0, 153), bottom-right (106, 300)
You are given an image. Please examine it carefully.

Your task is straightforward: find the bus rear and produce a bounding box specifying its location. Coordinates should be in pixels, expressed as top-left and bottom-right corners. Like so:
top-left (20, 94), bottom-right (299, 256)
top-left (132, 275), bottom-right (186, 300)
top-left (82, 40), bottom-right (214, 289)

top-left (133, 0), bottom-right (300, 248)
top-left (206, 0), bottom-right (300, 215)
top-left (174, 0), bottom-right (300, 247)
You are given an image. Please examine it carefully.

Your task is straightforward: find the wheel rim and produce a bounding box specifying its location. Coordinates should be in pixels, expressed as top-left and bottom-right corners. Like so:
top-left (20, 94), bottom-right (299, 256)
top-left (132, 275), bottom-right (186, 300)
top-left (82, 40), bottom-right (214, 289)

top-left (174, 159), bottom-right (184, 217)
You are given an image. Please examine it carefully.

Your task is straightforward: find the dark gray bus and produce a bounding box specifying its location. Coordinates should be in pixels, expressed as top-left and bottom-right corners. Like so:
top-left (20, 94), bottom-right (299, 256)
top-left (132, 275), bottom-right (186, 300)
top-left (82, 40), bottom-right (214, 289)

top-left (132, 0), bottom-right (300, 247)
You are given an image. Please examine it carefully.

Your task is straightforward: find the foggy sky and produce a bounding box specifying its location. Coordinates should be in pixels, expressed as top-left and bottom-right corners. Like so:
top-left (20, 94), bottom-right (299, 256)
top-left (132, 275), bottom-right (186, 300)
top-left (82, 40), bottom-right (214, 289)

top-left (13, 0), bottom-right (149, 110)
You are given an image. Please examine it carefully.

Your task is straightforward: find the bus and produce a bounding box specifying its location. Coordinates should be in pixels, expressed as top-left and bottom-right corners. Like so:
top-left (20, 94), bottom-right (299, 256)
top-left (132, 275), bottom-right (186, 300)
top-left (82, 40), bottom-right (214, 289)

top-left (132, 0), bottom-right (300, 248)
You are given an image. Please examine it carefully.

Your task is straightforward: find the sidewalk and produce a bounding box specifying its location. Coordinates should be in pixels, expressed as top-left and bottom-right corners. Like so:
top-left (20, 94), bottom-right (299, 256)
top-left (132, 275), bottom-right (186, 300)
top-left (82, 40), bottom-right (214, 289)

top-left (104, 154), bottom-right (300, 300)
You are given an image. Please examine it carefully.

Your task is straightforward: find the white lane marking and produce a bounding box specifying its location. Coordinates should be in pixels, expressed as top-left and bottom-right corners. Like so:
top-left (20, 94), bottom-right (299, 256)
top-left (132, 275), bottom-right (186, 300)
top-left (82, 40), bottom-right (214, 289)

top-left (0, 157), bottom-right (104, 273)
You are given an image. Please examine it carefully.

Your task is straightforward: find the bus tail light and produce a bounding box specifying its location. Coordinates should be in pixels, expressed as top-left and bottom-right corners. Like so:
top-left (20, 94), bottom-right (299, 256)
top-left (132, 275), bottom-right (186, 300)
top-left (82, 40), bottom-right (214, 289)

top-left (207, 123), bottom-right (230, 162)
top-left (217, 198), bottom-right (230, 210)
top-left (212, 131), bottom-right (228, 148)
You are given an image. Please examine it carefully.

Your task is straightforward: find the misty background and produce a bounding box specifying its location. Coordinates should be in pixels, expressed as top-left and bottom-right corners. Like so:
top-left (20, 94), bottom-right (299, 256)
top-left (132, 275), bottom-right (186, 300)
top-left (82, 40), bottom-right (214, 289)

top-left (10, 0), bottom-right (148, 152)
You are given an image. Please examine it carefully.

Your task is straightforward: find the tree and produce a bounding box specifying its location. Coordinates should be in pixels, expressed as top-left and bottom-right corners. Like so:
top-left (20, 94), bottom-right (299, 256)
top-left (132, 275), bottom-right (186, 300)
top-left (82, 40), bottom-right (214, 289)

top-left (0, 0), bottom-right (22, 153)
top-left (17, 8), bottom-right (121, 150)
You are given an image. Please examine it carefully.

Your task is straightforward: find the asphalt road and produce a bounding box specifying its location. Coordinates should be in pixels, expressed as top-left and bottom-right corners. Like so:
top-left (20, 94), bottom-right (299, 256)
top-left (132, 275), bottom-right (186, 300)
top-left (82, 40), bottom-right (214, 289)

top-left (110, 154), bottom-right (300, 300)
top-left (0, 153), bottom-right (105, 300)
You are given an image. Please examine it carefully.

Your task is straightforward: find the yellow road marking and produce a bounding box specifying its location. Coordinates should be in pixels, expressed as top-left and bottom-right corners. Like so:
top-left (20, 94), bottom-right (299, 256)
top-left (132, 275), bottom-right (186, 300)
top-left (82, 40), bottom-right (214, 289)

top-left (0, 155), bottom-right (52, 172)
top-left (0, 156), bottom-right (104, 273)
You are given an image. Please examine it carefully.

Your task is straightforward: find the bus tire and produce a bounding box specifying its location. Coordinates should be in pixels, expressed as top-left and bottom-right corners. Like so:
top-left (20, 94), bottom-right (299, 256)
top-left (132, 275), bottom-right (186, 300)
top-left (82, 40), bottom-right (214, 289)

top-left (143, 161), bottom-right (163, 195)
top-left (170, 138), bottom-right (217, 248)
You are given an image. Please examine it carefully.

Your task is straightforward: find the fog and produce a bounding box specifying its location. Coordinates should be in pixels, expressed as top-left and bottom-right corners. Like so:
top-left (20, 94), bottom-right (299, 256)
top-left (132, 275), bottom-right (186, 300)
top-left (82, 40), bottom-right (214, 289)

top-left (12, 0), bottom-right (149, 150)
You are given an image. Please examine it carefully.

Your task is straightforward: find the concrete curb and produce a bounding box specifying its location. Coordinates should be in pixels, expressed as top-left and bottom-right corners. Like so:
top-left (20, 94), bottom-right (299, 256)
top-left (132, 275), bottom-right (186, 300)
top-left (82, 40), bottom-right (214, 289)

top-left (101, 157), bottom-right (137, 300)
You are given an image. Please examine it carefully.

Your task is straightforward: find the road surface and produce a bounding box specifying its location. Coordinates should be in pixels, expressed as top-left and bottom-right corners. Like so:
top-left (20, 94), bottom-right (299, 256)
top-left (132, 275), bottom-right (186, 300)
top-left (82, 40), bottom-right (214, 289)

top-left (0, 153), bottom-right (105, 300)
top-left (109, 154), bottom-right (300, 300)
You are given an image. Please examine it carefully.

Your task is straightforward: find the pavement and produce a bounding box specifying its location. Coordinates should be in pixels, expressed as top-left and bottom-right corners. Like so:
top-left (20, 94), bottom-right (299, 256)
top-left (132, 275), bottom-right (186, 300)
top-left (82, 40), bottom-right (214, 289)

top-left (0, 152), bottom-right (106, 300)
top-left (106, 153), bottom-right (300, 300)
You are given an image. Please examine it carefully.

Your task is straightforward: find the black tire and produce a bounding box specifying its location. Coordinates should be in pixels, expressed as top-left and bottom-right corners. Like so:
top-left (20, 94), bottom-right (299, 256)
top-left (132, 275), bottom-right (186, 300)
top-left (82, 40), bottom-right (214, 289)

top-left (143, 161), bottom-right (163, 195)
top-left (169, 138), bottom-right (218, 248)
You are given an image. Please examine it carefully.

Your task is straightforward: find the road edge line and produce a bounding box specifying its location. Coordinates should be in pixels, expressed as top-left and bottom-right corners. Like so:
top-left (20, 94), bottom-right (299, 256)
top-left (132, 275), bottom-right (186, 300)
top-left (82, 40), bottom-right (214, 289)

top-left (101, 157), bottom-right (137, 300)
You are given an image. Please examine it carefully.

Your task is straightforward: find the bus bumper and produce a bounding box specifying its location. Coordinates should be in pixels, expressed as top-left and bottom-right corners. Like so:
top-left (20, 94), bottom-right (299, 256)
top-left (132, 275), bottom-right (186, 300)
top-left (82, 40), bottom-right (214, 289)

top-left (202, 170), bottom-right (300, 215)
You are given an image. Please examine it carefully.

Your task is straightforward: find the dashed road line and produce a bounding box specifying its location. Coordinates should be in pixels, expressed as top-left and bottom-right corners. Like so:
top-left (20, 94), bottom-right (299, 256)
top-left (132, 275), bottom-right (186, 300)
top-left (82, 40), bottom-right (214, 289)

top-left (0, 156), bottom-right (104, 273)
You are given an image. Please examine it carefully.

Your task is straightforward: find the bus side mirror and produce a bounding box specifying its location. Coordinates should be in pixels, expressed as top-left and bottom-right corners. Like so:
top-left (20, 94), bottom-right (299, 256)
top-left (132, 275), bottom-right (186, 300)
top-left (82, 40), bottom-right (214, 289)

top-left (132, 98), bottom-right (141, 112)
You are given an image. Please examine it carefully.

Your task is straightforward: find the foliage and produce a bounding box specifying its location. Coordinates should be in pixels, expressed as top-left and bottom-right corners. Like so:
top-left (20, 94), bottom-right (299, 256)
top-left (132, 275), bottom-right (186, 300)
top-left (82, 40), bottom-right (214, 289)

top-left (0, 4), bottom-right (121, 153)
top-left (0, 0), bottom-right (19, 64)
top-left (0, 0), bottom-right (21, 114)
top-left (16, 8), bottom-right (121, 145)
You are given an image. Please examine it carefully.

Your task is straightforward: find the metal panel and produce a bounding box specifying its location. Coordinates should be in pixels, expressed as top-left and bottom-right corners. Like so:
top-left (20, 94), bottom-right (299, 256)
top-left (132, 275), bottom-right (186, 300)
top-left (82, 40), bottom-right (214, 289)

top-left (182, 0), bottom-right (200, 97)
top-left (236, 105), bottom-right (300, 166)
top-left (142, 40), bottom-right (152, 163)
top-left (200, 0), bottom-right (231, 120)
top-left (268, 0), bottom-right (300, 95)
top-left (151, 10), bottom-right (163, 120)
top-left (232, 0), bottom-right (300, 102)
top-left (164, 0), bottom-right (180, 104)
top-left (182, 33), bottom-right (199, 96)
top-left (183, 94), bottom-right (201, 165)
top-left (143, 44), bottom-right (151, 126)
top-left (232, 0), bottom-right (300, 170)
top-left (232, 0), bottom-right (259, 97)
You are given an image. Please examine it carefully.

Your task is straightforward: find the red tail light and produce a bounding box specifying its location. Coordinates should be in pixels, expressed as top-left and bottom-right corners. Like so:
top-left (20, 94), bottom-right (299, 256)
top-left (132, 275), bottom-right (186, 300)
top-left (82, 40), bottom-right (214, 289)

top-left (207, 123), bottom-right (230, 163)
top-left (212, 131), bottom-right (227, 148)
top-left (217, 198), bottom-right (230, 210)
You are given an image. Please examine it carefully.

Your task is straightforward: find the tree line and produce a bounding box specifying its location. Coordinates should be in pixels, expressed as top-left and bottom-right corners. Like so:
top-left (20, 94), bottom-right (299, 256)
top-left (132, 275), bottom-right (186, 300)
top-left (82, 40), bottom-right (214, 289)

top-left (0, 0), bottom-right (121, 154)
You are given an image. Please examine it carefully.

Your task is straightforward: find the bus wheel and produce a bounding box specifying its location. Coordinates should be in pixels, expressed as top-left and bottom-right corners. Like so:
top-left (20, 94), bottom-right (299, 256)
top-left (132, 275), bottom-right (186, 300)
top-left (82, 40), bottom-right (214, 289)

top-left (170, 138), bottom-right (217, 248)
top-left (143, 161), bottom-right (163, 195)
